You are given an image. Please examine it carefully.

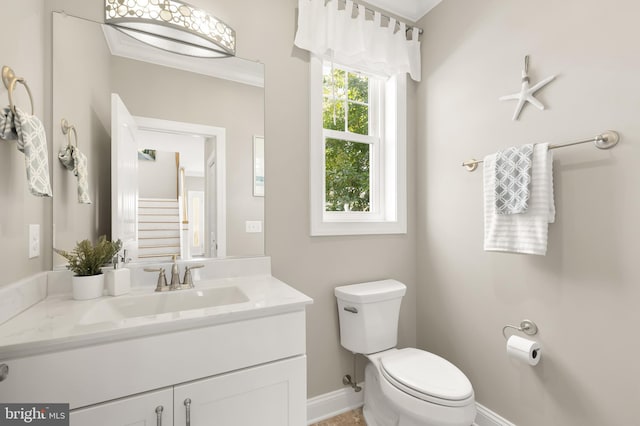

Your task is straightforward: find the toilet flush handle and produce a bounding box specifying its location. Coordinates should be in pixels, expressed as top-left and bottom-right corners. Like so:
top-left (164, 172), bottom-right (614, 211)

top-left (343, 306), bottom-right (358, 314)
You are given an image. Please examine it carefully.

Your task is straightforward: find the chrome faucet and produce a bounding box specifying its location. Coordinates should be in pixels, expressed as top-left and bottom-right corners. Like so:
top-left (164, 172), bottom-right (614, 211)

top-left (145, 256), bottom-right (204, 292)
top-left (170, 255), bottom-right (181, 290)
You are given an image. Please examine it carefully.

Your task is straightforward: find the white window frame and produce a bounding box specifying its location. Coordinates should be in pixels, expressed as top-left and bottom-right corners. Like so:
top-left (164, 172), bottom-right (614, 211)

top-left (310, 55), bottom-right (407, 236)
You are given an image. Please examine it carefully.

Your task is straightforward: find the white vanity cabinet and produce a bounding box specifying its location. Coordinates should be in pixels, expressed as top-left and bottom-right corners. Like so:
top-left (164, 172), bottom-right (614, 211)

top-left (70, 356), bottom-right (305, 426)
top-left (0, 309), bottom-right (309, 426)
top-left (0, 263), bottom-right (313, 425)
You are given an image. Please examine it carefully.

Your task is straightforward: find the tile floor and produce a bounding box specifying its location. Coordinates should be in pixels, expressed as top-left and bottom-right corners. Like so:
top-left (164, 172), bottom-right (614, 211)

top-left (310, 408), bottom-right (366, 426)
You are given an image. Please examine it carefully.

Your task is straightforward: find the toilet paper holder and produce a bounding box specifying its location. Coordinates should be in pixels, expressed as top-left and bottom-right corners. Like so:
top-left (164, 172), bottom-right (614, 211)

top-left (502, 319), bottom-right (538, 339)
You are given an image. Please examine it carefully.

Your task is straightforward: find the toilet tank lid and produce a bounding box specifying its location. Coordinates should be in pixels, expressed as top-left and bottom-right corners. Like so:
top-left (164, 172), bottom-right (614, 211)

top-left (335, 279), bottom-right (407, 303)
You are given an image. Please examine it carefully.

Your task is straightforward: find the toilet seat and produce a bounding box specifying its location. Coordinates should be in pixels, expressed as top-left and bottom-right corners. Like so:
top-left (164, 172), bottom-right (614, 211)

top-left (379, 348), bottom-right (474, 408)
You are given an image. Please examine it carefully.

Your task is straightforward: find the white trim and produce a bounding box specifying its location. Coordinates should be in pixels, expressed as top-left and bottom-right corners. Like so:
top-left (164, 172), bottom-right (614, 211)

top-left (306, 385), bottom-right (365, 425)
top-left (305, 387), bottom-right (516, 426)
top-left (102, 24), bottom-right (264, 88)
top-left (384, 74), bottom-right (407, 227)
top-left (323, 129), bottom-right (378, 145)
top-left (309, 55), bottom-right (407, 236)
top-left (473, 402), bottom-right (517, 426)
top-left (133, 116), bottom-right (227, 258)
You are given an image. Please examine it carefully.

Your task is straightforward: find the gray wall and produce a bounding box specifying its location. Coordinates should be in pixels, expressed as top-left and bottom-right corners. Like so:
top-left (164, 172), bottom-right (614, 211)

top-left (0, 0), bottom-right (51, 287)
top-left (7, 2), bottom-right (638, 423)
top-left (1, 0), bottom-right (416, 397)
top-left (207, 0), bottom-right (418, 397)
top-left (52, 11), bottom-right (111, 264)
top-left (416, 0), bottom-right (640, 425)
top-left (111, 56), bottom-right (265, 257)
top-left (138, 151), bottom-right (178, 199)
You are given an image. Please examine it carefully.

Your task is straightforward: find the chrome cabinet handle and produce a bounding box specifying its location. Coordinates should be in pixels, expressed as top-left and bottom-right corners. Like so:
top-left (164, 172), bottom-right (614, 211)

top-left (184, 398), bottom-right (191, 426)
top-left (0, 364), bottom-right (8, 382)
top-left (155, 405), bottom-right (163, 426)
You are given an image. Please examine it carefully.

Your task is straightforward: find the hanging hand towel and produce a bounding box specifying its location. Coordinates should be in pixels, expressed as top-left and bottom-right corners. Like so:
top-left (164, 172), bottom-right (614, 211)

top-left (494, 144), bottom-right (533, 214)
top-left (484, 143), bottom-right (555, 255)
top-left (58, 144), bottom-right (91, 204)
top-left (0, 107), bottom-right (52, 197)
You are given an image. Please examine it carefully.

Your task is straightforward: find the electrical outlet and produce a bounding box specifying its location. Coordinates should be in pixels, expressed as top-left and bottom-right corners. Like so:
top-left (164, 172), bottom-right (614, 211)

top-left (29, 224), bottom-right (40, 259)
top-left (245, 221), bottom-right (262, 233)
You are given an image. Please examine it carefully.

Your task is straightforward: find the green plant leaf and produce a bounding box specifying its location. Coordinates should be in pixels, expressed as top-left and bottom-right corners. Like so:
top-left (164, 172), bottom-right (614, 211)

top-left (54, 236), bottom-right (123, 276)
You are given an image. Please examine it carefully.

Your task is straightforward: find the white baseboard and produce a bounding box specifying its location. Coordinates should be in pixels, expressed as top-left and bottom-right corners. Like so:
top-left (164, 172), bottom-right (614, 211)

top-left (474, 402), bottom-right (516, 426)
top-left (306, 384), bottom-right (364, 425)
top-left (307, 386), bottom-right (516, 426)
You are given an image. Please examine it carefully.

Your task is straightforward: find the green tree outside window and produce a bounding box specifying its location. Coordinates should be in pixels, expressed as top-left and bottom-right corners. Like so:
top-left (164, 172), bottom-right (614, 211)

top-left (323, 65), bottom-right (372, 212)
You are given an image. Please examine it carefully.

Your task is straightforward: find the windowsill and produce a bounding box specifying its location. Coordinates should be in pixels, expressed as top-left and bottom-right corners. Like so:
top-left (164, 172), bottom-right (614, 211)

top-left (310, 220), bottom-right (406, 236)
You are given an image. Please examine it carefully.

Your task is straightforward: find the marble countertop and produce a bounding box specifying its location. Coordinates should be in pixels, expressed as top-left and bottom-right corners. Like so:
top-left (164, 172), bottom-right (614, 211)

top-left (0, 274), bottom-right (312, 360)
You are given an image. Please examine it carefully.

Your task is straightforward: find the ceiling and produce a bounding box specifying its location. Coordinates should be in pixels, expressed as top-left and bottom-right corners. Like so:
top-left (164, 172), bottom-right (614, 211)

top-left (365, 0), bottom-right (442, 22)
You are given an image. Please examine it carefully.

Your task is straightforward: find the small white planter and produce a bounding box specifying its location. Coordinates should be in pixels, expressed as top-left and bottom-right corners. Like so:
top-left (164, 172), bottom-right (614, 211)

top-left (72, 274), bottom-right (105, 300)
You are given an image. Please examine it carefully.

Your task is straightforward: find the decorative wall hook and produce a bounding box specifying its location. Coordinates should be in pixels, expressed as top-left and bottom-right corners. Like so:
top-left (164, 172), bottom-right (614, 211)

top-left (499, 55), bottom-right (556, 121)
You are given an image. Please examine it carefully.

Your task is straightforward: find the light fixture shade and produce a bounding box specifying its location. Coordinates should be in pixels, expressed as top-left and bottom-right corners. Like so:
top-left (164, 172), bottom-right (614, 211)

top-left (105, 0), bottom-right (236, 58)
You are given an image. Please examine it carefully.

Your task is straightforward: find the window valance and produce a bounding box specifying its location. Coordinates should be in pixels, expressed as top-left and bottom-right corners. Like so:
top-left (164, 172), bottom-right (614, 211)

top-left (294, 0), bottom-right (421, 81)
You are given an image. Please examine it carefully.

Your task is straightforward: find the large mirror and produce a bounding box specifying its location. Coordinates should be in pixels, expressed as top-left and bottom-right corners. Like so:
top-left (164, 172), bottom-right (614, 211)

top-left (52, 12), bottom-right (264, 266)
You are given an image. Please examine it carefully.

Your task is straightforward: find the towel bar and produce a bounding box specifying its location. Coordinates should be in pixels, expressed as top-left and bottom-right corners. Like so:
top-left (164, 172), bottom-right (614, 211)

top-left (2, 66), bottom-right (34, 115)
top-left (462, 130), bottom-right (619, 172)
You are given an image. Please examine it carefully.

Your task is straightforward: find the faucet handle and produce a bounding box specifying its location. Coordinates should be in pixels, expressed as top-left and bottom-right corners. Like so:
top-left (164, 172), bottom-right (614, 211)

top-left (122, 249), bottom-right (131, 264)
top-left (144, 267), bottom-right (168, 292)
top-left (182, 265), bottom-right (204, 288)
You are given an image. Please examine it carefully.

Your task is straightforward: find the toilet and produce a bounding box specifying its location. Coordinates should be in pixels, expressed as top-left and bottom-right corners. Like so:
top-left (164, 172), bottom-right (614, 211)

top-left (335, 280), bottom-right (476, 426)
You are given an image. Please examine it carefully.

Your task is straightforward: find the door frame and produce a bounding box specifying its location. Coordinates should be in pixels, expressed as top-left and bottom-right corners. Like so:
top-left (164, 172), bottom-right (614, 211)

top-left (134, 116), bottom-right (226, 258)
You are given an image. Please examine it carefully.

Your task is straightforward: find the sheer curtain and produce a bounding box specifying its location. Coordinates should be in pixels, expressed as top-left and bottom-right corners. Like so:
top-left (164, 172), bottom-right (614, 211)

top-left (294, 0), bottom-right (421, 81)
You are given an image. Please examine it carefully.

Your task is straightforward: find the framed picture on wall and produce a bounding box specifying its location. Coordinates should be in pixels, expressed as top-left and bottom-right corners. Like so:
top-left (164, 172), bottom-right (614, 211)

top-left (253, 135), bottom-right (264, 197)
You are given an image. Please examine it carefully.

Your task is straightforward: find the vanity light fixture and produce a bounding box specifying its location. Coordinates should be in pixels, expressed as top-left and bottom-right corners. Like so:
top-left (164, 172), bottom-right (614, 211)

top-left (104, 0), bottom-right (236, 58)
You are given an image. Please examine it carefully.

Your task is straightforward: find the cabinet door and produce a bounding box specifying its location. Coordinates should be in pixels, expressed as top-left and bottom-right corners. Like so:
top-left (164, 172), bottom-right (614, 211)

top-left (70, 388), bottom-right (173, 426)
top-left (174, 356), bottom-right (306, 426)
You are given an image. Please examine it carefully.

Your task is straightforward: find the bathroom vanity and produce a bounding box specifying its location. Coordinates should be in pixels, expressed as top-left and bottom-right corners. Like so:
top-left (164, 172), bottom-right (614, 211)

top-left (0, 258), bottom-right (312, 426)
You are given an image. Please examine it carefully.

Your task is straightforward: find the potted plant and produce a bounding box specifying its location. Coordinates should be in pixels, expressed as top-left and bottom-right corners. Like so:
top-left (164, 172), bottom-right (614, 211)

top-left (55, 236), bottom-right (122, 300)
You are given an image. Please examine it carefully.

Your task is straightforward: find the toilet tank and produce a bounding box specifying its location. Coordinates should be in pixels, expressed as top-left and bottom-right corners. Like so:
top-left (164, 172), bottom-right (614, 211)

top-left (335, 280), bottom-right (407, 354)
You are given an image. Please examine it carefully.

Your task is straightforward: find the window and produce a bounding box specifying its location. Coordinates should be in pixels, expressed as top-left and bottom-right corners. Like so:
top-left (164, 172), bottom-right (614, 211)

top-left (310, 56), bottom-right (407, 236)
top-left (323, 63), bottom-right (379, 215)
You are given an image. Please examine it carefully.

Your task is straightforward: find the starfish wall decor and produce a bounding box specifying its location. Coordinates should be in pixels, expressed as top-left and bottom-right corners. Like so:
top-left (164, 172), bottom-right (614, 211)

top-left (500, 55), bottom-right (556, 121)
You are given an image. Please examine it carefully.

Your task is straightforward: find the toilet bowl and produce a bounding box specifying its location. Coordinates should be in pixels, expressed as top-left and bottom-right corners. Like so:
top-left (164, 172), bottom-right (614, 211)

top-left (365, 349), bottom-right (475, 426)
top-left (335, 280), bottom-right (476, 426)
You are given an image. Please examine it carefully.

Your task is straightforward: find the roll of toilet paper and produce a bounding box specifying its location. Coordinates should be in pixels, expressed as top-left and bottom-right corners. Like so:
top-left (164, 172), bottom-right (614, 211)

top-left (506, 335), bottom-right (541, 366)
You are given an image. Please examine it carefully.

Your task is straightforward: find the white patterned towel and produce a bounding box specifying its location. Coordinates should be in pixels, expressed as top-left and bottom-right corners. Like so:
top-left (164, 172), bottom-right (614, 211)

top-left (58, 144), bottom-right (92, 204)
top-left (484, 143), bottom-right (555, 255)
top-left (494, 144), bottom-right (533, 215)
top-left (0, 107), bottom-right (52, 197)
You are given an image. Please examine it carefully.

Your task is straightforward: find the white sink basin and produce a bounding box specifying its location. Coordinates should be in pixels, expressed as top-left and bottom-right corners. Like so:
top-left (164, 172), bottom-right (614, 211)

top-left (79, 286), bottom-right (249, 325)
